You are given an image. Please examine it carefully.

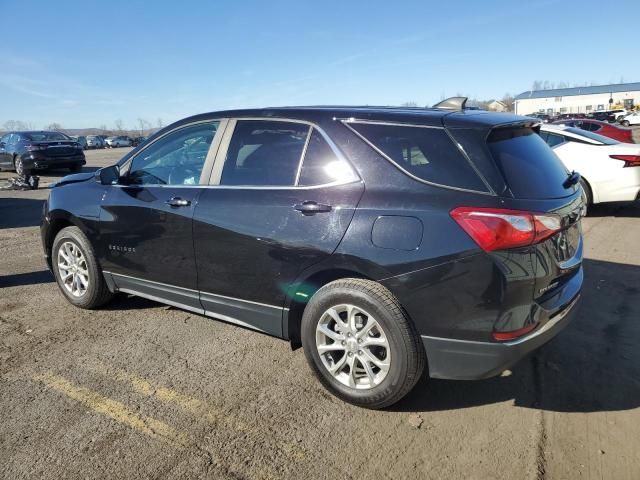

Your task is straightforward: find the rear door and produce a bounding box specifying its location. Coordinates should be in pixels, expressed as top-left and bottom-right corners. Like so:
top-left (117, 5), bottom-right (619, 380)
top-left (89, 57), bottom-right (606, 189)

top-left (193, 119), bottom-right (364, 336)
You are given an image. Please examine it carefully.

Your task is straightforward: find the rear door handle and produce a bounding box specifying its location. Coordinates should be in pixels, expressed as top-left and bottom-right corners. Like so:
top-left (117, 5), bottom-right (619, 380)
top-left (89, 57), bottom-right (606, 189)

top-left (166, 197), bottom-right (191, 207)
top-left (294, 201), bottom-right (332, 215)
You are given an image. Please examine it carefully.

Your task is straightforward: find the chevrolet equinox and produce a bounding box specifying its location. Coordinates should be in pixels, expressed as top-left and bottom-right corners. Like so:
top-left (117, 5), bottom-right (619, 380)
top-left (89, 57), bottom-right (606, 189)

top-left (41, 99), bottom-right (583, 408)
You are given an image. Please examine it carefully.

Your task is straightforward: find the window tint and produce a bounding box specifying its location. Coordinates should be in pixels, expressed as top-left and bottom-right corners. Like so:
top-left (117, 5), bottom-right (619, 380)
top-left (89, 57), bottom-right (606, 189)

top-left (127, 121), bottom-right (218, 186)
top-left (221, 120), bottom-right (309, 186)
top-left (488, 128), bottom-right (571, 199)
top-left (298, 129), bottom-right (357, 186)
top-left (349, 122), bottom-right (486, 191)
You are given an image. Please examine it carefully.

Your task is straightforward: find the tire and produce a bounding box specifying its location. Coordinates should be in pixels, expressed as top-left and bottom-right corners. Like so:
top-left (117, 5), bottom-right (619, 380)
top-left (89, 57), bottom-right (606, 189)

top-left (579, 178), bottom-right (592, 215)
top-left (622, 120), bottom-right (630, 127)
top-left (301, 278), bottom-right (426, 409)
top-left (69, 164), bottom-right (82, 173)
top-left (14, 156), bottom-right (24, 175)
top-left (52, 226), bottom-right (114, 309)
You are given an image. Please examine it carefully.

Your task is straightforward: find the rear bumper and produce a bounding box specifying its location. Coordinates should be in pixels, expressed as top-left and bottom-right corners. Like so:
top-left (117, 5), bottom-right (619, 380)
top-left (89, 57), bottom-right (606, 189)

top-left (422, 294), bottom-right (581, 380)
top-left (22, 153), bottom-right (85, 170)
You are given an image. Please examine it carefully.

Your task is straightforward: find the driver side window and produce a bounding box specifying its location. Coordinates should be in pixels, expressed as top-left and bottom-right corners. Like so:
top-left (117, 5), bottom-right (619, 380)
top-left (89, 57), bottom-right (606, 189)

top-left (126, 121), bottom-right (219, 186)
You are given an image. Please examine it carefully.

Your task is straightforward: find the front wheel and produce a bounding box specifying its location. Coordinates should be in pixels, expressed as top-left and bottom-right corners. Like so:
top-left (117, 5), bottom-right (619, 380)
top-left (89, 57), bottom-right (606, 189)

top-left (69, 163), bottom-right (82, 173)
top-left (14, 156), bottom-right (24, 175)
top-left (301, 279), bottom-right (426, 409)
top-left (622, 120), bottom-right (630, 127)
top-left (52, 226), bottom-right (114, 309)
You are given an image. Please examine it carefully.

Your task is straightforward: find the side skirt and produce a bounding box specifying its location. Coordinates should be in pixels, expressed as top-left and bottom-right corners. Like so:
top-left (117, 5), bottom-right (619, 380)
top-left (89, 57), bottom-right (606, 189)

top-left (104, 272), bottom-right (284, 337)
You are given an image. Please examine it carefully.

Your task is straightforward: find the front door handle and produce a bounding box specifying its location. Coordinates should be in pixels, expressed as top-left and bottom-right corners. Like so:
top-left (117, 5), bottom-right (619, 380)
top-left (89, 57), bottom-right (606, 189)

top-left (294, 201), bottom-right (332, 215)
top-left (166, 197), bottom-right (191, 207)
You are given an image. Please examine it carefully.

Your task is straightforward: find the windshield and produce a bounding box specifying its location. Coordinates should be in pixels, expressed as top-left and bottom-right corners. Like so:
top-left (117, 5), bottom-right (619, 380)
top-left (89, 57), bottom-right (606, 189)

top-left (564, 127), bottom-right (618, 145)
top-left (25, 132), bottom-right (70, 141)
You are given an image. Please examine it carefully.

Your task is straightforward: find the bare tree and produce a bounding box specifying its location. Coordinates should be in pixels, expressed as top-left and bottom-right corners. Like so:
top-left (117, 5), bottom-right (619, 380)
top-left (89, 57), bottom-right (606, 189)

top-left (156, 118), bottom-right (163, 129)
top-left (401, 101), bottom-right (418, 107)
top-left (46, 122), bottom-right (63, 131)
top-left (501, 93), bottom-right (515, 112)
top-left (137, 118), bottom-right (151, 136)
top-left (3, 120), bottom-right (31, 131)
top-left (114, 119), bottom-right (124, 133)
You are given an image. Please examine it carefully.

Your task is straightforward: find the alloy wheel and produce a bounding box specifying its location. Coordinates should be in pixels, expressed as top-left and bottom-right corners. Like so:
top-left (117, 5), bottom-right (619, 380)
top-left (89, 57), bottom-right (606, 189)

top-left (315, 304), bottom-right (391, 389)
top-left (57, 241), bottom-right (90, 297)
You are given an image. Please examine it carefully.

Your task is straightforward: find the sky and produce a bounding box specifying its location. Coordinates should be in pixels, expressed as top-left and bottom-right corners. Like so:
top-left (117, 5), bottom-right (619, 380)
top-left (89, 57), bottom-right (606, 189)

top-left (1, 0), bottom-right (639, 129)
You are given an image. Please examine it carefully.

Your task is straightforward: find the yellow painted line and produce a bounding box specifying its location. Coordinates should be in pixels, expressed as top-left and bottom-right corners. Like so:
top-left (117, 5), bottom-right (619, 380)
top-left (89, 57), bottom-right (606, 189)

top-left (89, 364), bottom-right (246, 430)
top-left (34, 372), bottom-right (190, 448)
top-left (86, 364), bottom-right (307, 461)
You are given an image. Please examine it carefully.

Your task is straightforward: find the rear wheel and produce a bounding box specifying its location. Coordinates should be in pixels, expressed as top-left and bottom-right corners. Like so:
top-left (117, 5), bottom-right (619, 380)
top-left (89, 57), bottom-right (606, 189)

top-left (301, 278), bottom-right (426, 409)
top-left (579, 178), bottom-right (592, 215)
top-left (52, 226), bottom-right (114, 309)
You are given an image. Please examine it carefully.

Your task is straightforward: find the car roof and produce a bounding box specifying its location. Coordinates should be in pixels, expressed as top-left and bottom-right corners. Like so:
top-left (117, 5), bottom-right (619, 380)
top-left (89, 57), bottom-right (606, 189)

top-left (171, 106), bottom-right (534, 129)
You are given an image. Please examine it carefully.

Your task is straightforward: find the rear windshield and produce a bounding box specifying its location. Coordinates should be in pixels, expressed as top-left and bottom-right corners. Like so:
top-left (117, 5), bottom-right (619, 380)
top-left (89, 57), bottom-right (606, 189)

top-left (349, 122), bottom-right (487, 191)
top-left (25, 132), bottom-right (69, 141)
top-left (487, 127), bottom-right (573, 199)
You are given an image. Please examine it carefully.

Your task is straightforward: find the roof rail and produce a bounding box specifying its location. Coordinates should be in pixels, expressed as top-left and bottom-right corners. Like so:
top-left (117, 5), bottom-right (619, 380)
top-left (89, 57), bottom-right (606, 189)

top-left (432, 96), bottom-right (468, 111)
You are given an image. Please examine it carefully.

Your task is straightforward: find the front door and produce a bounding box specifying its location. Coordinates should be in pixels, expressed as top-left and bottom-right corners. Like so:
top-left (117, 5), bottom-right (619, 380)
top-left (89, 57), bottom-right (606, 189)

top-left (193, 120), bottom-right (364, 336)
top-left (98, 120), bottom-right (221, 309)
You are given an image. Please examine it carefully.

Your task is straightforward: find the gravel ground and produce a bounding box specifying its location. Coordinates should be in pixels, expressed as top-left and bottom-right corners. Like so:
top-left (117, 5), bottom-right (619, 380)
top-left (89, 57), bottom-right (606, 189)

top-left (1, 147), bottom-right (639, 480)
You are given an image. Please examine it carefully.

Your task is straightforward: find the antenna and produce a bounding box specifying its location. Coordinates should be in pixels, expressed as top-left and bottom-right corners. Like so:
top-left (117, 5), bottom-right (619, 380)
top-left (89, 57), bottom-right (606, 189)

top-left (432, 96), bottom-right (468, 111)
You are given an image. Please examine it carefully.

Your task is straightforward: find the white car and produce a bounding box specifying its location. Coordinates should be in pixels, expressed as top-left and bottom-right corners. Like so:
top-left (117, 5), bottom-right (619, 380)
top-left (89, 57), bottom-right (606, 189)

top-left (620, 112), bottom-right (640, 127)
top-left (105, 136), bottom-right (132, 148)
top-left (539, 124), bottom-right (640, 207)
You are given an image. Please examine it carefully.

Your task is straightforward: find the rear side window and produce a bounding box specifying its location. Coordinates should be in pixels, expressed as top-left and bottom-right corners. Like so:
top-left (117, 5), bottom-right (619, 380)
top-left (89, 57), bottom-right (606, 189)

top-left (221, 120), bottom-right (309, 186)
top-left (349, 122), bottom-right (487, 192)
top-left (488, 128), bottom-right (571, 199)
top-left (297, 129), bottom-right (357, 186)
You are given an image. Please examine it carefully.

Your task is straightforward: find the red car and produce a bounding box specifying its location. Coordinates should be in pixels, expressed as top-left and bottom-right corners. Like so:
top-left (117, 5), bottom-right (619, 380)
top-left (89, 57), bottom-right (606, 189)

top-left (552, 118), bottom-right (634, 143)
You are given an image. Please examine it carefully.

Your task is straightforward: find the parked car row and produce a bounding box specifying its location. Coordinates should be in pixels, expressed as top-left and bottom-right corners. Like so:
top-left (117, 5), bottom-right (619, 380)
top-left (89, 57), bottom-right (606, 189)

top-left (527, 109), bottom-right (637, 124)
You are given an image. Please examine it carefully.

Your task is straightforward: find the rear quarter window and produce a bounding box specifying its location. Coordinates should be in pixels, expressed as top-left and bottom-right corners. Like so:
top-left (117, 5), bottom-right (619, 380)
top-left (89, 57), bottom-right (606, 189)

top-left (348, 122), bottom-right (488, 192)
top-left (488, 127), bottom-right (572, 199)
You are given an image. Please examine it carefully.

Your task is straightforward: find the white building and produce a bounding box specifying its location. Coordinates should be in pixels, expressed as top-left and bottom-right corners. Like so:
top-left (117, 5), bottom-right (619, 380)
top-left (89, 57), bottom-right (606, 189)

top-left (514, 82), bottom-right (640, 115)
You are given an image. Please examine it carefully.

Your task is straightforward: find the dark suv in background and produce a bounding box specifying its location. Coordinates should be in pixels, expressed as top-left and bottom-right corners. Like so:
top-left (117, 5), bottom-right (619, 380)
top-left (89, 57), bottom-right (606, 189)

top-left (0, 131), bottom-right (85, 174)
top-left (41, 99), bottom-right (583, 408)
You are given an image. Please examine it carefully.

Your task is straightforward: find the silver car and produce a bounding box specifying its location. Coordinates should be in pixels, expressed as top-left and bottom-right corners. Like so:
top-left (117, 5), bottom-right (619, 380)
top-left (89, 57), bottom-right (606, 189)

top-left (86, 135), bottom-right (104, 149)
top-left (105, 136), bottom-right (132, 148)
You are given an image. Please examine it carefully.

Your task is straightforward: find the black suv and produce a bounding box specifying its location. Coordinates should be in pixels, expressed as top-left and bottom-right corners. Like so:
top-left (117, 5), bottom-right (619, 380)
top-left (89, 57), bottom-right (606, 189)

top-left (41, 101), bottom-right (583, 408)
top-left (0, 131), bottom-right (86, 174)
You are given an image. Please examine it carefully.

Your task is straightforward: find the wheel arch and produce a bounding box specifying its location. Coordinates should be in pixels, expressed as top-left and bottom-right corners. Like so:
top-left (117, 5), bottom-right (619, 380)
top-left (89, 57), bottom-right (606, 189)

top-left (284, 267), bottom-right (375, 349)
top-left (44, 213), bottom-right (87, 268)
top-left (580, 175), bottom-right (596, 204)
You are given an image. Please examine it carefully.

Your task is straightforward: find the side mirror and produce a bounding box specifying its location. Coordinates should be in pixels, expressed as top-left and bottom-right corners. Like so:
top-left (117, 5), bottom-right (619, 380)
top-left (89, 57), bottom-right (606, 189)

top-left (97, 164), bottom-right (120, 185)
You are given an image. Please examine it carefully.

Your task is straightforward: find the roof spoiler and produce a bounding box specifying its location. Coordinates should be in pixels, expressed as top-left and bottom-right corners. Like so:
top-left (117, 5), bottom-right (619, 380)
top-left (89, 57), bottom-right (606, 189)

top-left (432, 96), bottom-right (467, 111)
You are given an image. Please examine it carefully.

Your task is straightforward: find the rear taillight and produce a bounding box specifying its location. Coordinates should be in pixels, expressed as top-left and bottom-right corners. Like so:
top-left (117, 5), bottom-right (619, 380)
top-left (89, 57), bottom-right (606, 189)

top-left (610, 154), bottom-right (640, 167)
top-left (25, 144), bottom-right (47, 151)
top-left (450, 207), bottom-right (562, 252)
